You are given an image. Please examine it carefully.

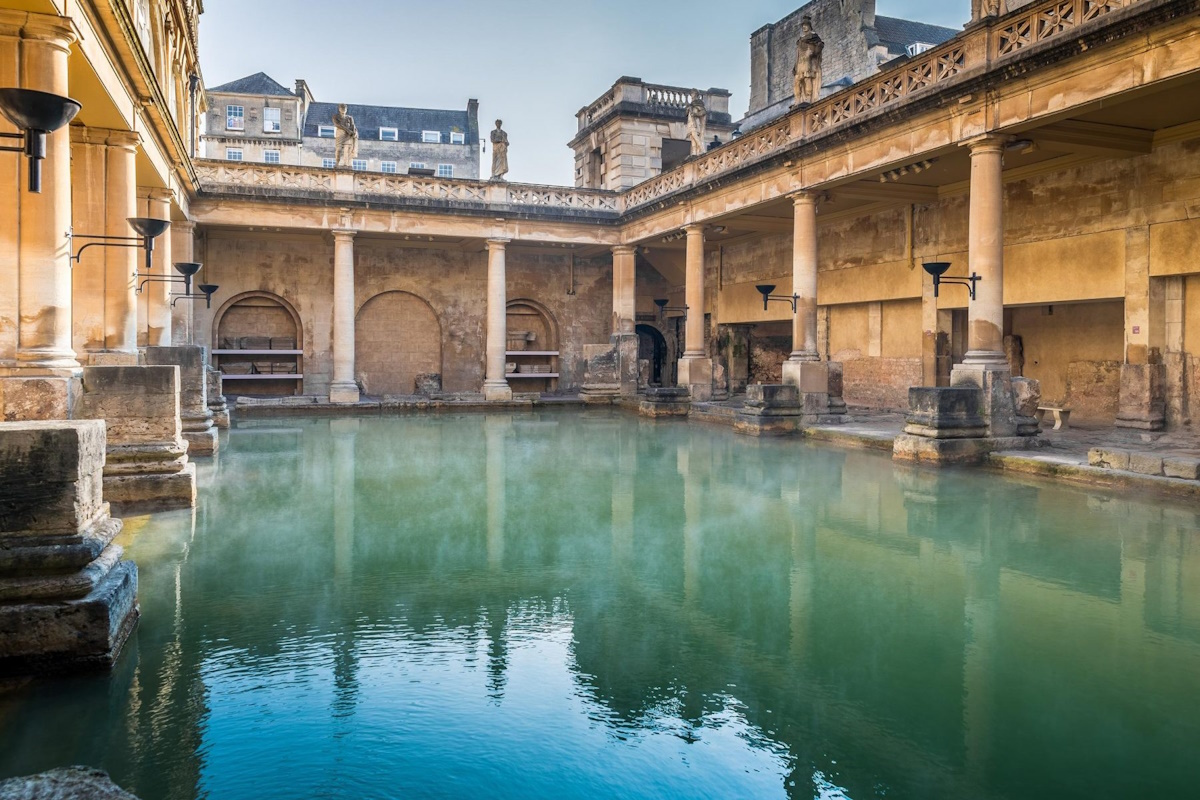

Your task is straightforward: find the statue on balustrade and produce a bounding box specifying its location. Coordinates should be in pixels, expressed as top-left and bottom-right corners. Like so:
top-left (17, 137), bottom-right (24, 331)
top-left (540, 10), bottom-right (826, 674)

top-left (333, 104), bottom-right (358, 168)
top-left (490, 120), bottom-right (509, 181)
top-left (972, 0), bottom-right (1006, 22)
top-left (793, 16), bottom-right (824, 106)
top-left (686, 91), bottom-right (707, 157)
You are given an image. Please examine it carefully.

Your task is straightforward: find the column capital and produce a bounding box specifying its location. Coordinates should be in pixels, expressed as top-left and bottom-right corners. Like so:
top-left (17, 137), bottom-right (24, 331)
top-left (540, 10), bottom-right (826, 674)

top-left (331, 228), bottom-right (357, 241)
top-left (138, 186), bottom-right (174, 203)
top-left (104, 129), bottom-right (141, 152)
top-left (789, 189), bottom-right (820, 207)
top-left (0, 10), bottom-right (78, 52)
top-left (173, 220), bottom-right (196, 236)
top-left (486, 237), bottom-right (511, 248)
top-left (611, 245), bottom-right (637, 257)
top-left (683, 224), bottom-right (705, 236)
top-left (962, 134), bottom-right (1009, 156)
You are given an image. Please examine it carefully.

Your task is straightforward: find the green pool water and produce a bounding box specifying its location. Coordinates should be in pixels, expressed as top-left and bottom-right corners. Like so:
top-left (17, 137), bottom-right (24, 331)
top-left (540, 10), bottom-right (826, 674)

top-left (2, 412), bottom-right (1199, 799)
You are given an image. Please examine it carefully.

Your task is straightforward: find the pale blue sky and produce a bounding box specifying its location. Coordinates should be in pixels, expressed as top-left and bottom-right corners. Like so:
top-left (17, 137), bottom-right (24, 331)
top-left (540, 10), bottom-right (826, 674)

top-left (199, 1), bottom-right (966, 185)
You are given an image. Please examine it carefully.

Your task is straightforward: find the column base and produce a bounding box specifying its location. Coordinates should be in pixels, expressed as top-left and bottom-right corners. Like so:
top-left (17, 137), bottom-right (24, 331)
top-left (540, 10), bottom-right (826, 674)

top-left (580, 385), bottom-right (620, 404)
top-left (950, 362), bottom-right (1031, 438)
top-left (781, 360), bottom-right (848, 424)
top-left (893, 433), bottom-right (1044, 466)
top-left (182, 425), bottom-right (218, 458)
top-left (638, 387), bottom-right (691, 418)
top-left (677, 357), bottom-right (713, 402)
top-left (207, 368), bottom-right (231, 429)
top-left (329, 381), bottom-right (361, 405)
top-left (1115, 363), bottom-right (1166, 431)
top-left (483, 381), bottom-right (513, 403)
top-left (0, 375), bottom-right (81, 422)
top-left (105, 462), bottom-right (196, 512)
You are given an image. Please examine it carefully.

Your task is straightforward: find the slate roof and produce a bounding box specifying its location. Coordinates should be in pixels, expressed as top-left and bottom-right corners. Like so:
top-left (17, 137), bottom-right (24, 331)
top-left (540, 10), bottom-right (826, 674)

top-left (873, 16), bottom-right (959, 56)
top-left (208, 72), bottom-right (295, 97)
top-left (304, 102), bottom-right (475, 145)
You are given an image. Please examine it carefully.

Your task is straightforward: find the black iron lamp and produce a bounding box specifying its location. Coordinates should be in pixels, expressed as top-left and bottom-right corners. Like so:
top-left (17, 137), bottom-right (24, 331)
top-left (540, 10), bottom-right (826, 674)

top-left (0, 88), bottom-right (81, 193)
top-left (654, 298), bottom-right (688, 319)
top-left (922, 261), bottom-right (981, 300)
top-left (172, 283), bottom-right (219, 309)
top-left (142, 261), bottom-right (201, 295)
top-left (72, 217), bottom-right (171, 275)
top-left (756, 284), bottom-right (799, 313)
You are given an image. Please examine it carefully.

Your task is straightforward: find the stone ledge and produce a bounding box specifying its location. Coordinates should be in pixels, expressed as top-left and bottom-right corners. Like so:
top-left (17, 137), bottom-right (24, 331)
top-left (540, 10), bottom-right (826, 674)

top-left (990, 451), bottom-right (1200, 501)
top-left (0, 767), bottom-right (141, 799)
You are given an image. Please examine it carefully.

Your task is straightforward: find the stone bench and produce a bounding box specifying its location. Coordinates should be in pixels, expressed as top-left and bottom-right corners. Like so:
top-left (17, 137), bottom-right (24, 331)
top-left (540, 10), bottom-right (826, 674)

top-left (1035, 406), bottom-right (1071, 430)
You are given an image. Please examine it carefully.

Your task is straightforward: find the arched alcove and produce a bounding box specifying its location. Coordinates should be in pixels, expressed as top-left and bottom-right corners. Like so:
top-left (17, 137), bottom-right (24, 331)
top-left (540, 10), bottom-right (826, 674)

top-left (506, 299), bottom-right (560, 392)
top-left (355, 291), bottom-right (442, 396)
top-left (212, 291), bottom-right (304, 396)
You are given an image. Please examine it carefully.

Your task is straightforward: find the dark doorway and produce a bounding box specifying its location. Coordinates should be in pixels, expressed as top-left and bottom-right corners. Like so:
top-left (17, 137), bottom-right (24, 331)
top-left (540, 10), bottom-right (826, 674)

top-left (636, 324), bottom-right (668, 387)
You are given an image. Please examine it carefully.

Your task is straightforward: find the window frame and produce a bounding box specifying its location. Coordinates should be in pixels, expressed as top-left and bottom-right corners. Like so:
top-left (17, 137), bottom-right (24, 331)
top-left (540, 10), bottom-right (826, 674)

top-left (322, 158), bottom-right (337, 169)
top-left (351, 159), bottom-right (368, 172)
top-left (225, 148), bottom-right (243, 161)
top-left (379, 127), bottom-right (399, 141)
top-left (317, 125), bottom-right (336, 138)
top-left (263, 107), bottom-right (282, 134)
top-left (381, 161), bottom-right (398, 174)
top-left (421, 130), bottom-right (441, 144)
top-left (436, 164), bottom-right (454, 178)
top-left (226, 105), bottom-right (245, 131)
top-left (409, 162), bottom-right (427, 171)
top-left (450, 131), bottom-right (466, 145)
top-left (263, 149), bottom-right (281, 164)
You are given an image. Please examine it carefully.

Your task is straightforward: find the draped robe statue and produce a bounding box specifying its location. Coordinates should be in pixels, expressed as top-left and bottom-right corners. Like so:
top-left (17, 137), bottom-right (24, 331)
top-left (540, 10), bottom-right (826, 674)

top-left (490, 120), bottom-right (509, 181)
top-left (333, 104), bottom-right (358, 168)
top-left (686, 91), bottom-right (707, 157)
top-left (793, 17), bottom-right (824, 106)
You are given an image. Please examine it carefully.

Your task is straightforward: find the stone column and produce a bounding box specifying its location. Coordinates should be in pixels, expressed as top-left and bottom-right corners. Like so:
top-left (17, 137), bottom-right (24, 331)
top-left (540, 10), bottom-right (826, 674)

top-left (1117, 227), bottom-right (1166, 430)
top-left (612, 245), bottom-right (636, 336)
top-left (144, 345), bottom-right (218, 457)
top-left (78, 365), bottom-right (196, 510)
top-left (0, 13), bottom-right (80, 420)
top-left (141, 189), bottom-right (173, 348)
top-left (677, 225), bottom-right (712, 401)
top-left (781, 192), bottom-right (845, 423)
top-left (329, 229), bottom-right (360, 404)
top-left (949, 135), bottom-right (1019, 438)
top-left (103, 133), bottom-right (141, 361)
top-left (171, 220), bottom-right (196, 346)
top-left (483, 238), bottom-right (513, 402)
top-left (0, 420), bottom-right (138, 674)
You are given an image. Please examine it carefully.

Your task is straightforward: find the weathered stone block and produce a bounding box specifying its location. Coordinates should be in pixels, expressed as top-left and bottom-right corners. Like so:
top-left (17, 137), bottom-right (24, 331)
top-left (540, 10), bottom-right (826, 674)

top-left (1116, 363), bottom-right (1166, 431)
top-left (903, 387), bottom-right (986, 440)
top-left (144, 346), bottom-right (218, 457)
top-left (745, 383), bottom-right (800, 409)
top-left (677, 357), bottom-right (713, 402)
top-left (951, 364), bottom-right (1020, 438)
top-left (0, 376), bottom-right (80, 422)
top-left (1088, 448), bottom-right (1131, 471)
top-left (0, 767), bottom-right (142, 799)
top-left (0, 421), bottom-right (108, 536)
top-left (1012, 376), bottom-right (1041, 418)
top-left (1129, 452), bottom-right (1165, 476)
top-left (638, 387), bottom-right (690, 418)
top-left (1164, 457), bottom-right (1200, 480)
top-left (207, 367), bottom-right (231, 429)
top-left (781, 360), bottom-right (828, 393)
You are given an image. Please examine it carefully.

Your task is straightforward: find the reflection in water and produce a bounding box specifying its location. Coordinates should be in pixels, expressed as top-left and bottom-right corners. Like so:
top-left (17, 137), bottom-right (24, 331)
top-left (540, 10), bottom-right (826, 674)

top-left (2, 412), bottom-right (1200, 799)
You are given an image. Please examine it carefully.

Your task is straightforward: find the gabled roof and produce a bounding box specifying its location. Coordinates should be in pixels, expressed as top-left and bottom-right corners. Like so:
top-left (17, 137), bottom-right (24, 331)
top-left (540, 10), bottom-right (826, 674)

top-left (208, 72), bottom-right (295, 97)
top-left (874, 16), bottom-right (959, 56)
top-left (304, 102), bottom-right (475, 144)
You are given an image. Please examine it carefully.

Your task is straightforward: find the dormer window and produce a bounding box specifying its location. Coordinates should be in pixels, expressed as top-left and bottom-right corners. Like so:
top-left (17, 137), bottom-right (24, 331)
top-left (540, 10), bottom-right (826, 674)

top-left (422, 130), bottom-right (441, 144)
top-left (906, 42), bottom-right (934, 57)
top-left (379, 127), bottom-right (399, 141)
top-left (450, 131), bottom-right (466, 145)
top-left (318, 125), bottom-right (335, 138)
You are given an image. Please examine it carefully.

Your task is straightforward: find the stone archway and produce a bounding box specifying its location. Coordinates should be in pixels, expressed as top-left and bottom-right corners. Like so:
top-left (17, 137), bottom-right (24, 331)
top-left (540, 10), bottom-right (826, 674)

top-left (636, 324), bottom-right (668, 387)
top-left (355, 291), bottom-right (442, 396)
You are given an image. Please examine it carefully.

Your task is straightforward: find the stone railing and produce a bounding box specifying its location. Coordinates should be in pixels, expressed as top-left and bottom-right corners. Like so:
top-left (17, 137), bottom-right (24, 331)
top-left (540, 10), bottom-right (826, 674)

top-left (195, 162), bottom-right (623, 217)
top-left (645, 84), bottom-right (691, 110)
top-left (620, 0), bottom-right (1150, 211)
top-left (576, 78), bottom-right (732, 132)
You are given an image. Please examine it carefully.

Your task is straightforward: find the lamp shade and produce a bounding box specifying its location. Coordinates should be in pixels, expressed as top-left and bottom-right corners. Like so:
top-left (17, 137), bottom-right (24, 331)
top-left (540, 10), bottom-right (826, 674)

top-left (173, 262), bottom-right (202, 277)
top-left (654, 299), bottom-right (669, 309)
top-left (198, 284), bottom-right (219, 296)
top-left (127, 217), bottom-right (172, 239)
top-left (756, 284), bottom-right (777, 297)
top-left (0, 88), bottom-right (80, 133)
top-left (922, 261), bottom-right (952, 278)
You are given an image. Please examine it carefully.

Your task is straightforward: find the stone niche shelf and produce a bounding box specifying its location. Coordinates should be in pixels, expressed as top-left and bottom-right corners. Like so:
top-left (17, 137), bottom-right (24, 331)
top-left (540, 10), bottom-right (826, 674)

top-left (212, 293), bottom-right (304, 396)
top-left (506, 350), bottom-right (560, 388)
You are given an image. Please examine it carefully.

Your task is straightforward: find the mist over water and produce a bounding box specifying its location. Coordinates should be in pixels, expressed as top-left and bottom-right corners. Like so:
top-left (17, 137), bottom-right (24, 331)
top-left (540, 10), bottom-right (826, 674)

top-left (2, 412), bottom-right (1199, 799)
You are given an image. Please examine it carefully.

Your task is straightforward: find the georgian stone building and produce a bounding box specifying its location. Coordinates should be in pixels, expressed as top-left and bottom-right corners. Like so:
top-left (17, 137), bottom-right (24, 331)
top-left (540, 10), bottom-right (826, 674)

top-left (203, 72), bottom-right (481, 178)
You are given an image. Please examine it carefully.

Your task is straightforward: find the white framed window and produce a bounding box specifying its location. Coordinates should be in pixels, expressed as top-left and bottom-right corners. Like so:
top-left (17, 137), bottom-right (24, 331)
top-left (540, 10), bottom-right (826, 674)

top-left (135, 0), bottom-right (151, 52)
top-left (225, 148), bottom-right (243, 161)
top-left (450, 131), bottom-right (465, 145)
top-left (421, 130), bottom-right (441, 144)
top-left (409, 162), bottom-right (426, 171)
top-left (351, 159), bottom-right (368, 171)
top-left (318, 125), bottom-right (335, 138)
top-left (226, 105), bottom-right (245, 131)
top-left (906, 42), bottom-right (934, 57)
top-left (322, 158), bottom-right (337, 169)
top-left (381, 161), bottom-right (398, 174)
top-left (263, 149), bottom-right (281, 164)
top-left (379, 127), bottom-right (399, 141)
top-left (263, 107), bottom-right (282, 133)
top-left (437, 164), bottom-right (454, 178)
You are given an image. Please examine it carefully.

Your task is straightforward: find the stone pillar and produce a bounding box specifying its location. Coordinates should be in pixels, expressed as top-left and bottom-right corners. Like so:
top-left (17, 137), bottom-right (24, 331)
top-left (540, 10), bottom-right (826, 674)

top-left (329, 229), bottom-right (360, 404)
top-left (0, 13), bottom-right (81, 421)
top-left (781, 192), bottom-right (845, 423)
top-left (171, 220), bottom-right (196, 346)
top-left (949, 135), bottom-right (1019, 438)
top-left (207, 367), bottom-right (230, 429)
top-left (78, 365), bottom-right (196, 510)
top-left (69, 127), bottom-right (140, 366)
top-left (483, 238), bottom-right (513, 402)
top-left (1117, 227), bottom-right (1166, 430)
top-left (140, 189), bottom-right (173, 348)
top-left (612, 245), bottom-right (636, 336)
top-left (0, 420), bottom-right (138, 674)
top-left (677, 225), bottom-right (712, 401)
top-left (144, 345), bottom-right (218, 457)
